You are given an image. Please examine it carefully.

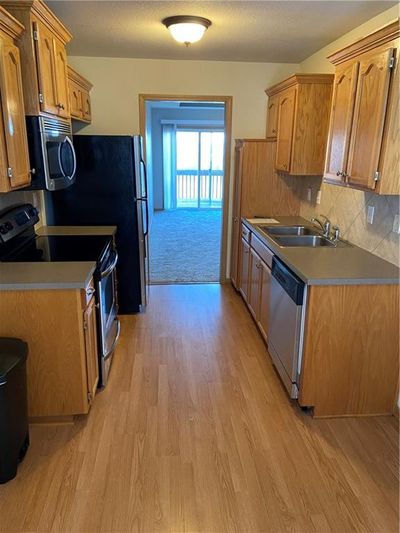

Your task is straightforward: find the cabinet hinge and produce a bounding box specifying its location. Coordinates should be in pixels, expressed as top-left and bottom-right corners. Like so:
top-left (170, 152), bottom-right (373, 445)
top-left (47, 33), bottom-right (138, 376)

top-left (7, 167), bottom-right (12, 178)
top-left (87, 391), bottom-right (93, 403)
top-left (389, 57), bottom-right (396, 69)
top-left (374, 171), bottom-right (380, 182)
top-left (33, 30), bottom-right (38, 41)
top-left (83, 321), bottom-right (88, 330)
top-left (38, 93), bottom-right (44, 104)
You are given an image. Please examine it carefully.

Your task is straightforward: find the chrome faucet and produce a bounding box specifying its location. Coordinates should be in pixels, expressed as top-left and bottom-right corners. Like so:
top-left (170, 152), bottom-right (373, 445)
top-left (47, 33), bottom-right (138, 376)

top-left (311, 215), bottom-right (331, 237)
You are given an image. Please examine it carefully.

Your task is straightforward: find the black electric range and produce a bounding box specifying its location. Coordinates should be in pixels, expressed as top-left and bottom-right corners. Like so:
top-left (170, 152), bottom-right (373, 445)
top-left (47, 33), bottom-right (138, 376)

top-left (0, 203), bottom-right (120, 387)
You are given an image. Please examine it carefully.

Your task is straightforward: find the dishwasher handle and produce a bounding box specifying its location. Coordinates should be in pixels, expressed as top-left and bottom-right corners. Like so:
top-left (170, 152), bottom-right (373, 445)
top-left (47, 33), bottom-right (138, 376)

top-left (272, 257), bottom-right (305, 305)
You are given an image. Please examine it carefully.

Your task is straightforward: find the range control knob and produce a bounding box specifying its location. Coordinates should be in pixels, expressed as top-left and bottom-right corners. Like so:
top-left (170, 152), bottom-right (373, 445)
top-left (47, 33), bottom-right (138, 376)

top-left (4, 221), bottom-right (13, 231)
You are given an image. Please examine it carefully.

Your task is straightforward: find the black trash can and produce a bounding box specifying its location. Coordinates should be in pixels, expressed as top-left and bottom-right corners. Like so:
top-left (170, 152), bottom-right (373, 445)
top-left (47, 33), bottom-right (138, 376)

top-left (0, 338), bottom-right (29, 484)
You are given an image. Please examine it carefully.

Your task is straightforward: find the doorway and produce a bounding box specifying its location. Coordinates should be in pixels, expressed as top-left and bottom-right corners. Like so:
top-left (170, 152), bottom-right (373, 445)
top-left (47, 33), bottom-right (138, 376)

top-left (139, 95), bottom-right (232, 284)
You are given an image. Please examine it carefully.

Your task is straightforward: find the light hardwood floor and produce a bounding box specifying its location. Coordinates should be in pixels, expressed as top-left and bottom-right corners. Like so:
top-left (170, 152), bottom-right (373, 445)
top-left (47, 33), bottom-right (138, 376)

top-left (0, 284), bottom-right (398, 532)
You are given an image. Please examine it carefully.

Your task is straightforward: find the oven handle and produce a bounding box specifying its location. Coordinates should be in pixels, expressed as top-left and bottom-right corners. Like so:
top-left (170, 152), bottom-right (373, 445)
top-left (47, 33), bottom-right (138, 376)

top-left (104, 318), bottom-right (121, 360)
top-left (100, 249), bottom-right (118, 279)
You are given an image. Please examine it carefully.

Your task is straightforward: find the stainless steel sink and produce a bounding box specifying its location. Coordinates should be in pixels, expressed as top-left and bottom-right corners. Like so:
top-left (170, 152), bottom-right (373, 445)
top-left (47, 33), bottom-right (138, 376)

top-left (273, 235), bottom-right (336, 247)
top-left (260, 225), bottom-right (320, 236)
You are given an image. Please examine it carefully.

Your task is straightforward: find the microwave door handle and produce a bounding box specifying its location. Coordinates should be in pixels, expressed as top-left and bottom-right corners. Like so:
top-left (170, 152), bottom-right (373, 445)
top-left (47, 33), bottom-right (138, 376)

top-left (58, 137), bottom-right (77, 180)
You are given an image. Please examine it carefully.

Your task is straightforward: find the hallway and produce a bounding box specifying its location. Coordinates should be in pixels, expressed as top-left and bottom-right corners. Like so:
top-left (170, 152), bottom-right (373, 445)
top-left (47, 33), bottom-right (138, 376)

top-left (149, 209), bottom-right (222, 283)
top-left (0, 285), bottom-right (398, 532)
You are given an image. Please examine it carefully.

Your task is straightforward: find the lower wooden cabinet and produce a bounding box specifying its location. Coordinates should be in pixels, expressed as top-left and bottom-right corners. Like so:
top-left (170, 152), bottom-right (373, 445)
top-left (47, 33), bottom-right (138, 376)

top-left (257, 260), bottom-right (271, 343)
top-left (0, 279), bottom-right (100, 419)
top-left (0, 7), bottom-right (31, 192)
top-left (238, 237), bottom-right (250, 301)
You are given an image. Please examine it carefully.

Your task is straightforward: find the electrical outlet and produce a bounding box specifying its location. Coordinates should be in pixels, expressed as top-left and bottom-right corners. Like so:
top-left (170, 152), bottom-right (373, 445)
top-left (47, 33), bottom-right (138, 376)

top-left (367, 205), bottom-right (375, 224)
top-left (392, 214), bottom-right (400, 234)
top-left (307, 188), bottom-right (312, 202)
top-left (316, 190), bottom-right (322, 205)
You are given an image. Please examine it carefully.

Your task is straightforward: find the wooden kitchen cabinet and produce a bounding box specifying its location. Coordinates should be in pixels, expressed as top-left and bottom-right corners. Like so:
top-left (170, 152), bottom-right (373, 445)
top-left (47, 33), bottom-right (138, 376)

top-left (1, 0), bottom-right (72, 117)
top-left (0, 279), bottom-right (100, 419)
top-left (265, 93), bottom-right (279, 138)
top-left (67, 65), bottom-right (93, 123)
top-left (265, 74), bottom-right (333, 175)
top-left (324, 20), bottom-right (399, 194)
top-left (83, 295), bottom-right (99, 402)
top-left (238, 237), bottom-right (250, 302)
top-left (248, 247), bottom-right (261, 319)
top-left (230, 139), bottom-right (301, 290)
top-left (0, 7), bottom-right (30, 192)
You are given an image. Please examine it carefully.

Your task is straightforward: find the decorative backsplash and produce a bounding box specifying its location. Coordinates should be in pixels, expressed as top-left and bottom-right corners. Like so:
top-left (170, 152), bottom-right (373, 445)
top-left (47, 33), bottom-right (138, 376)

top-left (299, 177), bottom-right (400, 266)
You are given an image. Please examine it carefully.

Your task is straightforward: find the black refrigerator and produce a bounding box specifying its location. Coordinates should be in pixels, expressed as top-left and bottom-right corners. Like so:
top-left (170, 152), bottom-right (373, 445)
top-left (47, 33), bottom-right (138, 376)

top-left (46, 135), bottom-right (148, 314)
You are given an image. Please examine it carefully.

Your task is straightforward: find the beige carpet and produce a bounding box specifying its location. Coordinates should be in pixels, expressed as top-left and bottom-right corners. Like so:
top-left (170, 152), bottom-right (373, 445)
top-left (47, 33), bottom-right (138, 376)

top-left (149, 209), bottom-right (222, 283)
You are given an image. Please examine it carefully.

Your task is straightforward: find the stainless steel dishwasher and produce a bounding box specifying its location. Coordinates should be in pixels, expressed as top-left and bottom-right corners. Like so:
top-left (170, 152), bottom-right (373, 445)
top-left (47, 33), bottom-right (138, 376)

top-left (268, 257), bottom-right (305, 398)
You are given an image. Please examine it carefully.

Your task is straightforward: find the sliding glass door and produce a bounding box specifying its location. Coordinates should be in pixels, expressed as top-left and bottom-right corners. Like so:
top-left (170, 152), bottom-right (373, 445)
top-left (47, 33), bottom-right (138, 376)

top-left (175, 129), bottom-right (224, 209)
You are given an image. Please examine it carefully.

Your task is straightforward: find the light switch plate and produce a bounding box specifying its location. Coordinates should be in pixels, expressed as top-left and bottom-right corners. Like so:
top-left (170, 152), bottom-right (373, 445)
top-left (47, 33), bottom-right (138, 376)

top-left (307, 188), bottom-right (312, 202)
top-left (392, 214), bottom-right (400, 234)
top-left (316, 190), bottom-right (322, 205)
top-left (367, 205), bottom-right (375, 224)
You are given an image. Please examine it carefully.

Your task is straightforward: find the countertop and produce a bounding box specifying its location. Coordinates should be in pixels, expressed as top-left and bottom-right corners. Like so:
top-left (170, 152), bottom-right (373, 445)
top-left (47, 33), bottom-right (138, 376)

top-left (0, 225), bottom-right (116, 291)
top-left (0, 262), bottom-right (96, 291)
top-left (38, 225), bottom-right (117, 236)
top-left (243, 216), bottom-right (400, 286)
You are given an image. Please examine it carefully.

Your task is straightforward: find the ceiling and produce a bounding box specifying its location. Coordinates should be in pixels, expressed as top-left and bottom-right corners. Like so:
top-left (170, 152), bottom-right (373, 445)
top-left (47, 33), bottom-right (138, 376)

top-left (46, 1), bottom-right (397, 63)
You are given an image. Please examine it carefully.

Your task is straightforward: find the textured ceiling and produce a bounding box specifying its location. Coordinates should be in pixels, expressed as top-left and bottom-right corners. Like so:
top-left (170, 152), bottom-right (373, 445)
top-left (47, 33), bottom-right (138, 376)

top-left (46, 1), bottom-right (397, 63)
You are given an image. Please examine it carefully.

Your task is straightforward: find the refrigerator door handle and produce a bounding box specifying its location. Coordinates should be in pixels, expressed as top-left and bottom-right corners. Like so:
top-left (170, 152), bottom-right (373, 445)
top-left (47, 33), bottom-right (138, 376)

top-left (138, 197), bottom-right (149, 238)
top-left (139, 159), bottom-right (148, 199)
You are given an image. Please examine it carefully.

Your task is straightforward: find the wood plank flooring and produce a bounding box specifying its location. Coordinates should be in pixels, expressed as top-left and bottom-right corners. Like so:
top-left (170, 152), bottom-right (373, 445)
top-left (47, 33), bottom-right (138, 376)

top-left (0, 284), bottom-right (398, 533)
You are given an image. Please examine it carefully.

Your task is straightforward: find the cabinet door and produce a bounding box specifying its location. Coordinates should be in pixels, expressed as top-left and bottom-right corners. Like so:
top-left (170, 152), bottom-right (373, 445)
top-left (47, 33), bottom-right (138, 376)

top-left (69, 79), bottom-right (82, 119)
top-left (346, 47), bottom-right (394, 190)
top-left (34, 21), bottom-right (58, 116)
top-left (324, 62), bottom-right (359, 184)
top-left (230, 143), bottom-right (243, 289)
top-left (257, 260), bottom-right (271, 343)
top-left (82, 90), bottom-right (92, 122)
top-left (0, 39), bottom-right (30, 190)
top-left (248, 248), bottom-right (262, 319)
top-left (276, 87), bottom-right (297, 172)
top-left (239, 237), bottom-right (250, 302)
top-left (53, 39), bottom-right (70, 118)
top-left (266, 94), bottom-right (278, 138)
top-left (83, 297), bottom-right (99, 403)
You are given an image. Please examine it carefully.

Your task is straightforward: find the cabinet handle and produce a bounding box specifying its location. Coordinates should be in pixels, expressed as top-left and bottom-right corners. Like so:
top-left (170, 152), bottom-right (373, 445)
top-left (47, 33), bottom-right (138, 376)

top-left (86, 287), bottom-right (95, 296)
top-left (57, 103), bottom-right (65, 110)
top-left (244, 249), bottom-right (249, 254)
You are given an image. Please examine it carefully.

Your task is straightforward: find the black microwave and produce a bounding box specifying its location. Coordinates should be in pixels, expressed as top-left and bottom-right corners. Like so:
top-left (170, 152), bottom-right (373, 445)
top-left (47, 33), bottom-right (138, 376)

top-left (24, 116), bottom-right (77, 191)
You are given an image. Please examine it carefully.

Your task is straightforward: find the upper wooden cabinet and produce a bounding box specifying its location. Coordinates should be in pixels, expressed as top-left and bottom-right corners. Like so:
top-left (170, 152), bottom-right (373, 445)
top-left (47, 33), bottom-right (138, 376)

top-left (0, 6), bottom-right (31, 192)
top-left (68, 65), bottom-right (93, 123)
top-left (265, 93), bottom-right (278, 138)
top-left (265, 74), bottom-right (334, 175)
top-left (324, 20), bottom-right (399, 194)
top-left (1, 0), bottom-right (72, 118)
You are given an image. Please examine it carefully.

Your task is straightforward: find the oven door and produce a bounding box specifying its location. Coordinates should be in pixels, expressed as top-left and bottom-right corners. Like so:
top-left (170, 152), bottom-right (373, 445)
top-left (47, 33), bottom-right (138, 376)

top-left (96, 248), bottom-right (120, 386)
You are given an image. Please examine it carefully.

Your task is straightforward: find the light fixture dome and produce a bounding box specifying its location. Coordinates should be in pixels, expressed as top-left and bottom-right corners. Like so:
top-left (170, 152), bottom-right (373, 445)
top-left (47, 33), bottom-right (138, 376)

top-left (162, 16), bottom-right (211, 46)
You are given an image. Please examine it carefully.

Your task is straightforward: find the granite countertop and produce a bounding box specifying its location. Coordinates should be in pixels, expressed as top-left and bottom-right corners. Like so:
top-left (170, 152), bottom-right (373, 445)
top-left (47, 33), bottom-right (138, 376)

top-left (243, 216), bottom-right (400, 286)
top-left (0, 262), bottom-right (96, 291)
top-left (38, 225), bottom-right (117, 236)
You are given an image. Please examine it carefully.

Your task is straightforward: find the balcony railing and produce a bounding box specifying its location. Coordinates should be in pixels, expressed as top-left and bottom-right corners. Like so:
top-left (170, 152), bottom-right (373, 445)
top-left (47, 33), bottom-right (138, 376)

top-left (176, 169), bottom-right (223, 208)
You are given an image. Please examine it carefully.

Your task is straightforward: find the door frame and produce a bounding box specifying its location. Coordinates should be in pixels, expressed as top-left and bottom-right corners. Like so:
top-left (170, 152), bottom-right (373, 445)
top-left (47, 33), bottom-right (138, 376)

top-left (139, 94), bottom-right (233, 283)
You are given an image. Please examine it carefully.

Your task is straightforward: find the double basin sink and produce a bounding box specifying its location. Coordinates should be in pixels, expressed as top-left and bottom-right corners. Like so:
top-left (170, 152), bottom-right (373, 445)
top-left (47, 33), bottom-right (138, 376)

top-left (257, 225), bottom-right (351, 248)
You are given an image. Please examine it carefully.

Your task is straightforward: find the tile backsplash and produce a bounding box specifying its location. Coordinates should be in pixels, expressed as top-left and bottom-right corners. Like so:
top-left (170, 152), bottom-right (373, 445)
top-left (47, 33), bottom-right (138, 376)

top-left (299, 178), bottom-right (400, 267)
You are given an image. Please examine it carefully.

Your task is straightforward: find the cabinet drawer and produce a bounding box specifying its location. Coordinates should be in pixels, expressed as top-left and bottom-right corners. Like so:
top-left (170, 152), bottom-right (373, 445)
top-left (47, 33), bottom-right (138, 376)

top-left (81, 277), bottom-right (96, 308)
top-left (241, 223), bottom-right (251, 243)
top-left (251, 234), bottom-right (274, 268)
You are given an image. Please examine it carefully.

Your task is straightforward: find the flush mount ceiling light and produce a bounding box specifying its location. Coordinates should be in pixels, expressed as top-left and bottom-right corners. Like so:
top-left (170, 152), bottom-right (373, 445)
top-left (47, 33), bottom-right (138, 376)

top-left (162, 16), bottom-right (212, 46)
